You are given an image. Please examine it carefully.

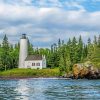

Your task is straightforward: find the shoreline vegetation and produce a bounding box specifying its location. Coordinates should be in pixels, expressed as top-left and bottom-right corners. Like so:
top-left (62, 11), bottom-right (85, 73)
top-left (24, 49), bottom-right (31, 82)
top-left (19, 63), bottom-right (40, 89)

top-left (0, 68), bottom-right (61, 79)
top-left (0, 67), bottom-right (100, 80)
top-left (0, 68), bottom-right (73, 80)
top-left (0, 35), bottom-right (100, 80)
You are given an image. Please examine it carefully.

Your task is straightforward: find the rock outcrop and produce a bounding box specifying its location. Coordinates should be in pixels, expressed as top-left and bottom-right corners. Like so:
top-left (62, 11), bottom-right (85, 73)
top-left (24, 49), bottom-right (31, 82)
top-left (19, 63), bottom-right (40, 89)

top-left (73, 61), bottom-right (100, 79)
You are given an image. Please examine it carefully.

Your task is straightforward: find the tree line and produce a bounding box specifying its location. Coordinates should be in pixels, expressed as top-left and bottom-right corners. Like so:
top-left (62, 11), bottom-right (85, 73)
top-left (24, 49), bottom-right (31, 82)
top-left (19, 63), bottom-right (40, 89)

top-left (0, 34), bottom-right (100, 74)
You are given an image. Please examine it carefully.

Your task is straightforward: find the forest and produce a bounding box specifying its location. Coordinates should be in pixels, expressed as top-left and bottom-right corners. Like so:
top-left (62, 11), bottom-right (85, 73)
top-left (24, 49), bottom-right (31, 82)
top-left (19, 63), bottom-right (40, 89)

top-left (0, 34), bottom-right (100, 75)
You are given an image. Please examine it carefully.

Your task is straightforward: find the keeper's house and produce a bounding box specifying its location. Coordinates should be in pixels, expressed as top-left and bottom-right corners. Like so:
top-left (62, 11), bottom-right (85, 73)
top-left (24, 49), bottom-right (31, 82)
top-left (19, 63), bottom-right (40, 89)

top-left (24, 55), bottom-right (46, 69)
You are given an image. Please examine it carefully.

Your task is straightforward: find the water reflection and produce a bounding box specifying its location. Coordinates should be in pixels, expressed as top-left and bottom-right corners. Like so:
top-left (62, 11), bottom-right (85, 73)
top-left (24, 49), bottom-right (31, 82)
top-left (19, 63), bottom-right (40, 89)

top-left (15, 79), bottom-right (48, 100)
top-left (15, 79), bottom-right (29, 100)
top-left (0, 79), bottom-right (100, 100)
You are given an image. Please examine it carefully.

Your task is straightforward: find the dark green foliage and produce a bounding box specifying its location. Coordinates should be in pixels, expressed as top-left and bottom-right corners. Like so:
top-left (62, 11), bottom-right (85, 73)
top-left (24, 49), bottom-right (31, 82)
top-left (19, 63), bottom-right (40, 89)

top-left (77, 35), bottom-right (83, 61)
top-left (59, 55), bottom-right (65, 75)
top-left (1, 34), bottom-right (10, 70)
top-left (58, 38), bottom-right (61, 48)
top-left (93, 35), bottom-right (97, 45)
top-left (0, 34), bottom-right (100, 73)
top-left (88, 37), bottom-right (91, 45)
top-left (0, 35), bottom-right (19, 70)
top-left (82, 45), bottom-right (88, 61)
top-left (98, 35), bottom-right (100, 47)
top-left (28, 39), bottom-right (34, 55)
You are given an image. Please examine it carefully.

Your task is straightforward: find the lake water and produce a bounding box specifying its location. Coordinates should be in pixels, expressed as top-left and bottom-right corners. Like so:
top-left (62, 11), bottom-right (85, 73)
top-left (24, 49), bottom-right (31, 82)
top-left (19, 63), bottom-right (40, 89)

top-left (0, 78), bottom-right (100, 100)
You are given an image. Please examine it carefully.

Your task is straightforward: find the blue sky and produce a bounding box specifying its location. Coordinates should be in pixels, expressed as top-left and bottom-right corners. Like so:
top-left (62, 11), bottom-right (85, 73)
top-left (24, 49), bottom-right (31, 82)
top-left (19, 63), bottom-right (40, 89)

top-left (0, 0), bottom-right (100, 48)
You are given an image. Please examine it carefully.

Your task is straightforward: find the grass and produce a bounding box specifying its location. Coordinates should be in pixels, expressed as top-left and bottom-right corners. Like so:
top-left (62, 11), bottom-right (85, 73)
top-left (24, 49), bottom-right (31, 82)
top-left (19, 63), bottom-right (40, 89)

top-left (0, 68), bottom-right (60, 78)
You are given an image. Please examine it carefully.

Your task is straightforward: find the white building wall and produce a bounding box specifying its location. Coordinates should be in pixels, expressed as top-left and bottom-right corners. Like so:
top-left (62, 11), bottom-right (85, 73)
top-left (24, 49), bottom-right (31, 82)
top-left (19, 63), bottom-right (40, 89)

top-left (42, 59), bottom-right (46, 68)
top-left (19, 38), bottom-right (28, 68)
top-left (25, 60), bottom-right (43, 69)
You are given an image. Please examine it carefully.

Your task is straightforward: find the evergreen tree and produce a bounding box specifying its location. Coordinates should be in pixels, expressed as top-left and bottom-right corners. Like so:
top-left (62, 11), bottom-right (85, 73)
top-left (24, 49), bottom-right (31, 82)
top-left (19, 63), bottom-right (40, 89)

top-left (67, 38), bottom-right (71, 46)
top-left (0, 34), bottom-right (99, 72)
top-left (87, 38), bottom-right (94, 60)
top-left (59, 55), bottom-right (65, 75)
top-left (53, 43), bottom-right (57, 52)
top-left (94, 35), bottom-right (97, 45)
top-left (2, 34), bottom-right (9, 50)
top-left (51, 44), bottom-right (53, 53)
top-left (58, 38), bottom-right (61, 48)
top-left (77, 35), bottom-right (83, 62)
top-left (81, 44), bottom-right (88, 61)
top-left (28, 39), bottom-right (34, 55)
top-left (65, 46), bottom-right (71, 73)
top-left (88, 37), bottom-right (91, 45)
top-left (70, 37), bottom-right (77, 65)
top-left (62, 40), bottom-right (64, 45)
top-left (1, 34), bottom-right (10, 70)
top-left (98, 35), bottom-right (100, 47)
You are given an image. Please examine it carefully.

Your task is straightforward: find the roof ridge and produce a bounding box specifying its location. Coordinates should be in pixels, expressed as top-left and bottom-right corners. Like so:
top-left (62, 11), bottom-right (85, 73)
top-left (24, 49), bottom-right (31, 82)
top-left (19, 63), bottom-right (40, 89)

top-left (25, 54), bottom-right (43, 61)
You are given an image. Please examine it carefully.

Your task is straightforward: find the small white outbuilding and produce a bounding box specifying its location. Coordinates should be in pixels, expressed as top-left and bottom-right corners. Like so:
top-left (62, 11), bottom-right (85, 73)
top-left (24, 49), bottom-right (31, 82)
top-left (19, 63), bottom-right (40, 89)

top-left (24, 55), bottom-right (46, 69)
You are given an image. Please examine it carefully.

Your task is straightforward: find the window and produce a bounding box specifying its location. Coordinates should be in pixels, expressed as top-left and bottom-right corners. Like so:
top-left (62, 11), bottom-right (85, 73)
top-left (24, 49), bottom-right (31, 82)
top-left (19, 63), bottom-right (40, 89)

top-left (32, 63), bottom-right (35, 66)
top-left (36, 63), bottom-right (40, 66)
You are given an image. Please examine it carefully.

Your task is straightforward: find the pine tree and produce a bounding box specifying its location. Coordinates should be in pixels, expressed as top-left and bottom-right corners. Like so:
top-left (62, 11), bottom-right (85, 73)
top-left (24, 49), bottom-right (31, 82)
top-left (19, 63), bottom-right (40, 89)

top-left (62, 40), bottom-right (64, 45)
top-left (77, 35), bottom-right (83, 62)
top-left (28, 39), bottom-right (34, 55)
top-left (93, 35), bottom-right (97, 45)
top-left (98, 35), bottom-right (100, 47)
top-left (2, 34), bottom-right (9, 50)
top-left (67, 38), bottom-right (71, 46)
top-left (58, 38), bottom-right (61, 48)
top-left (53, 43), bottom-right (57, 52)
top-left (87, 38), bottom-right (94, 60)
top-left (35, 47), bottom-right (39, 54)
top-left (65, 46), bottom-right (71, 73)
top-left (70, 37), bottom-right (78, 65)
top-left (88, 38), bottom-right (91, 45)
top-left (59, 55), bottom-right (65, 75)
top-left (1, 34), bottom-right (10, 70)
top-left (51, 44), bottom-right (53, 53)
top-left (81, 44), bottom-right (88, 61)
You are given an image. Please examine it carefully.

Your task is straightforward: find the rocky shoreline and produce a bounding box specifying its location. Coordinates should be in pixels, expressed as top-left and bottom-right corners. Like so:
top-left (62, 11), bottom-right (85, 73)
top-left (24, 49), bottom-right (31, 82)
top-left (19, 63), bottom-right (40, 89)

top-left (0, 74), bottom-right (100, 80)
top-left (73, 62), bottom-right (100, 79)
top-left (0, 76), bottom-right (72, 80)
top-left (0, 62), bottom-right (100, 80)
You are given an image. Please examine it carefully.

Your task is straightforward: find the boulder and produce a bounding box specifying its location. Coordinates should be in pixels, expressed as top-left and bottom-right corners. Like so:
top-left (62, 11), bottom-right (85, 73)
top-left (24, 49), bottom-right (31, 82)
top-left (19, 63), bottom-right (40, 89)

top-left (73, 63), bottom-right (86, 79)
top-left (73, 61), bottom-right (100, 79)
top-left (85, 68), bottom-right (100, 79)
top-left (79, 67), bottom-right (88, 78)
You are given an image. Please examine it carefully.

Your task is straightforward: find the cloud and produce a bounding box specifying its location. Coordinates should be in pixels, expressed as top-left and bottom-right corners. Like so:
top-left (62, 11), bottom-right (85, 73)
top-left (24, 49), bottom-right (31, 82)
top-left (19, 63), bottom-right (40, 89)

top-left (64, 1), bottom-right (85, 11)
top-left (0, 0), bottom-right (99, 47)
top-left (0, 0), bottom-right (33, 6)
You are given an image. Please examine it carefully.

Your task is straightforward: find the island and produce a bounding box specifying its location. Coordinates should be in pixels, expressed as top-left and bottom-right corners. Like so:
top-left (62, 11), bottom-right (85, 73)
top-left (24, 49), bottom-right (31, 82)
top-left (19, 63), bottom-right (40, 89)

top-left (0, 34), bottom-right (100, 79)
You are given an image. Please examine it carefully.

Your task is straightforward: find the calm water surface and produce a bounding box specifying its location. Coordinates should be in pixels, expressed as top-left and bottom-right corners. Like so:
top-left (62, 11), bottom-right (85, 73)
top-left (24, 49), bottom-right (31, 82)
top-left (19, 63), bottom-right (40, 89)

top-left (0, 78), bottom-right (100, 100)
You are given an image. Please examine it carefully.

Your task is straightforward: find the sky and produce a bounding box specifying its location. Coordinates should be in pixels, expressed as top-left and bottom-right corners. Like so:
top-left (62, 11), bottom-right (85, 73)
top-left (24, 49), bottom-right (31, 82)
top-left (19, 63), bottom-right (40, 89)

top-left (0, 0), bottom-right (100, 48)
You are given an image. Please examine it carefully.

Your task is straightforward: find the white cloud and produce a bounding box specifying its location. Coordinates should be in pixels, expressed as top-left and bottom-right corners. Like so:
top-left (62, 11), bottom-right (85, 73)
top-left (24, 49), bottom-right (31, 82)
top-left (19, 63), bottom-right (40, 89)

top-left (64, 1), bottom-right (85, 11)
top-left (0, 0), bottom-right (99, 47)
top-left (21, 0), bottom-right (32, 4)
top-left (32, 37), bottom-right (53, 42)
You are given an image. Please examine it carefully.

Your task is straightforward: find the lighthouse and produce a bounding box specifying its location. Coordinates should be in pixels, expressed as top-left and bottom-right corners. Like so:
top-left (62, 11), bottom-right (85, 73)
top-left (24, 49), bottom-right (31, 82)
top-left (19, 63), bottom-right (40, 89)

top-left (19, 34), bottom-right (28, 68)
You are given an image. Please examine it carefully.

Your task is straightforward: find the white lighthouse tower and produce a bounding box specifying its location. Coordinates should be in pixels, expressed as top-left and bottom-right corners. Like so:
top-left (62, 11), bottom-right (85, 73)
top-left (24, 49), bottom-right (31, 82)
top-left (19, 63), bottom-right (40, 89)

top-left (19, 34), bottom-right (28, 68)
